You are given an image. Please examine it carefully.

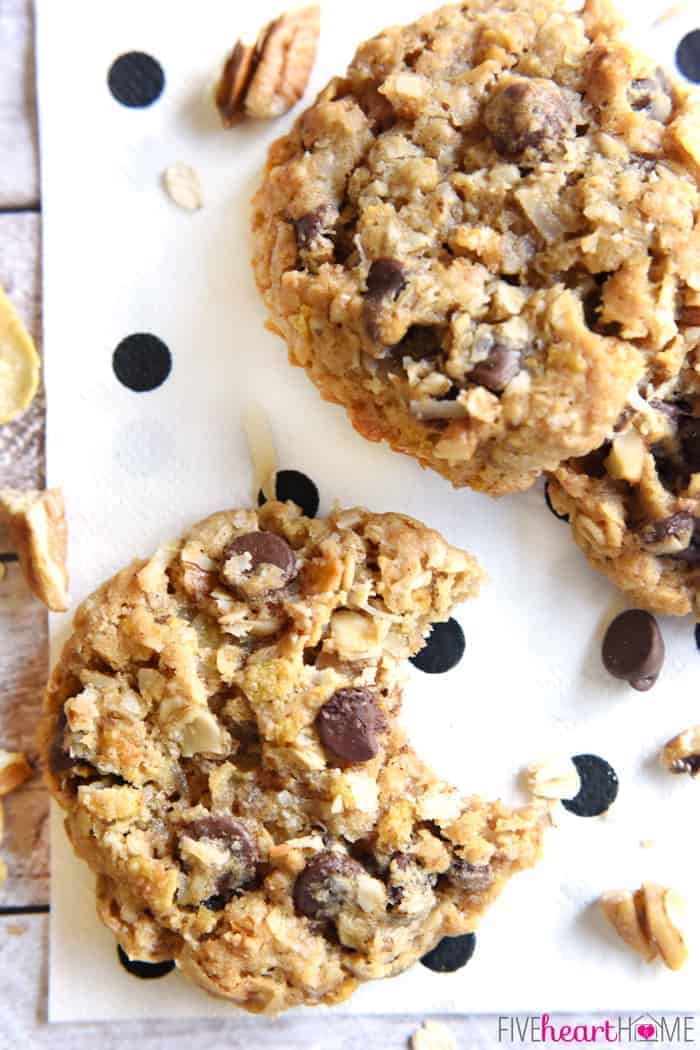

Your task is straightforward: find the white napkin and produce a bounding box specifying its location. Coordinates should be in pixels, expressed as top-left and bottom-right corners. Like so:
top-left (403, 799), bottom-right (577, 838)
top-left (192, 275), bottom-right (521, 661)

top-left (36, 0), bottom-right (700, 1022)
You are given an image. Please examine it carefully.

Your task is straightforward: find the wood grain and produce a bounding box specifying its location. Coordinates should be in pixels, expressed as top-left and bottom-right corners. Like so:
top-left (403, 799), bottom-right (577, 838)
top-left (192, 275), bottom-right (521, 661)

top-left (1, 913), bottom-right (493, 1048)
top-left (0, 0), bottom-right (39, 209)
top-left (0, 210), bottom-right (48, 908)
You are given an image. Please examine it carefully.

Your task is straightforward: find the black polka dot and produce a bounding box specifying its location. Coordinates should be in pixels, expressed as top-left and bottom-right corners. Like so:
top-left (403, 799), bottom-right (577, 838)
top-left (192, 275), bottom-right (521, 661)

top-left (562, 754), bottom-right (619, 818)
top-left (544, 479), bottom-right (569, 522)
top-left (420, 933), bottom-right (476, 973)
top-left (108, 52), bottom-right (165, 107)
top-left (677, 30), bottom-right (700, 83)
top-left (410, 619), bottom-right (465, 674)
top-left (113, 333), bottom-right (172, 392)
top-left (694, 623), bottom-right (700, 651)
top-left (117, 945), bottom-right (175, 979)
top-left (258, 470), bottom-right (320, 518)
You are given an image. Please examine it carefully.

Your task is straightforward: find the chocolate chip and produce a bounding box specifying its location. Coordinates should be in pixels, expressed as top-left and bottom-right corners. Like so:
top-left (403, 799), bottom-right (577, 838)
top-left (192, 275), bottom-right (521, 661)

top-left (316, 688), bottom-right (382, 763)
top-left (363, 259), bottom-right (406, 341)
top-left (679, 416), bottom-right (700, 473)
top-left (410, 618), bottom-right (465, 674)
top-left (117, 945), bottom-right (175, 979)
top-left (182, 816), bottom-right (258, 890)
top-left (562, 754), bottom-right (619, 817)
top-left (292, 210), bottom-right (325, 249)
top-left (602, 609), bottom-right (665, 691)
top-left (628, 70), bottom-right (672, 122)
top-left (576, 442), bottom-right (612, 480)
top-left (223, 531), bottom-right (296, 584)
top-left (639, 511), bottom-right (695, 555)
top-left (201, 893), bottom-right (231, 911)
top-left (484, 78), bottom-right (570, 157)
top-left (48, 706), bottom-right (74, 775)
top-left (293, 851), bottom-right (361, 919)
top-left (420, 933), bottom-right (476, 973)
top-left (448, 859), bottom-right (494, 895)
top-left (468, 347), bottom-right (521, 393)
top-left (390, 325), bottom-right (443, 361)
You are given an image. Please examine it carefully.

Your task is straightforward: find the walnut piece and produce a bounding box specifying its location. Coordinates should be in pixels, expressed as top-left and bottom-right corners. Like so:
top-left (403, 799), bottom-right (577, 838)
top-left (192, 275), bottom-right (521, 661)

top-left (525, 755), bottom-right (581, 801)
top-left (215, 6), bottom-right (320, 124)
top-left (661, 725), bottom-right (700, 777)
top-left (0, 488), bottom-right (69, 611)
top-left (601, 883), bottom-right (688, 971)
top-left (411, 1020), bottom-right (457, 1050)
top-left (0, 750), bottom-right (32, 795)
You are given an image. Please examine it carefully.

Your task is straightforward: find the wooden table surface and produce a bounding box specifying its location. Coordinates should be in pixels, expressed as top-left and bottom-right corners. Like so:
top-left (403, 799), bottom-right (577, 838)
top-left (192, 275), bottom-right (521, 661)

top-left (0, 3), bottom-right (494, 1045)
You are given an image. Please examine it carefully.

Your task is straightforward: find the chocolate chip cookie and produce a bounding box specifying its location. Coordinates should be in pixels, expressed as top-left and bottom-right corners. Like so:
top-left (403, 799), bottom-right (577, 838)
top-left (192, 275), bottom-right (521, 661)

top-left (548, 357), bottom-right (700, 617)
top-left (40, 501), bottom-right (543, 1013)
top-left (252, 0), bottom-right (700, 495)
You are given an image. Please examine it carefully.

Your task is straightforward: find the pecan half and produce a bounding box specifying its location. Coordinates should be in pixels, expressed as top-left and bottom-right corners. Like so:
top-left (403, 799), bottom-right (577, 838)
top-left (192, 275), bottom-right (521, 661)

top-left (215, 6), bottom-right (320, 124)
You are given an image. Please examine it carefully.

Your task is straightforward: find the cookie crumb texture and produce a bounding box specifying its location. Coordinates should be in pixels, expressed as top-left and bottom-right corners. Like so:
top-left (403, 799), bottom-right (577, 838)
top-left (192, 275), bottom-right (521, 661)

top-left (549, 359), bottom-right (700, 616)
top-left (252, 0), bottom-right (700, 496)
top-left (40, 502), bottom-right (542, 1014)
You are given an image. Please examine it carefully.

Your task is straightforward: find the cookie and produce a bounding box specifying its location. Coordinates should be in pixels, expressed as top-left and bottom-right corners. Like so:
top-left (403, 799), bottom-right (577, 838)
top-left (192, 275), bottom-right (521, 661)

top-left (40, 501), bottom-right (543, 1014)
top-left (549, 359), bottom-right (700, 617)
top-left (252, 0), bottom-right (700, 496)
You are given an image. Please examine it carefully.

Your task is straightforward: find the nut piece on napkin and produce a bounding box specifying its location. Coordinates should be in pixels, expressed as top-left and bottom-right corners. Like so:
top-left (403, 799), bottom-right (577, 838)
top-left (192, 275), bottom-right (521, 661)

top-left (0, 488), bottom-right (69, 611)
top-left (661, 725), bottom-right (700, 777)
top-left (215, 6), bottom-right (320, 124)
top-left (411, 1020), bottom-right (457, 1050)
top-left (0, 283), bottom-right (40, 424)
top-left (601, 883), bottom-right (688, 971)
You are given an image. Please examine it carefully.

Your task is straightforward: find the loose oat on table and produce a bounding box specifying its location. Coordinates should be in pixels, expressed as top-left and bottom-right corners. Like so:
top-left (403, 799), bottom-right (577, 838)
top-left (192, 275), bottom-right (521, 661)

top-left (601, 883), bottom-right (688, 971)
top-left (548, 357), bottom-right (700, 616)
top-left (0, 488), bottom-right (69, 612)
top-left (0, 283), bottom-right (40, 425)
top-left (215, 6), bottom-right (320, 124)
top-left (40, 500), bottom-right (543, 1014)
top-left (411, 1019), bottom-right (458, 1050)
top-left (252, 0), bottom-right (700, 496)
top-left (162, 164), bottom-right (204, 212)
top-left (525, 755), bottom-right (581, 802)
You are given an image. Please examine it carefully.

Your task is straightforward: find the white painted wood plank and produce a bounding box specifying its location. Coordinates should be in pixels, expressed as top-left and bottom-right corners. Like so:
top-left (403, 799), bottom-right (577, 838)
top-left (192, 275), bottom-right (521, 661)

top-left (0, 0), bottom-right (38, 208)
top-left (0, 210), bottom-right (47, 907)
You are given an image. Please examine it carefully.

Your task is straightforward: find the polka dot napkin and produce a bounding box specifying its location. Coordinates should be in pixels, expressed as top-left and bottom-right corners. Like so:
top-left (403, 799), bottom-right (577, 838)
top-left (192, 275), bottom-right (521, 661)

top-left (35, 0), bottom-right (700, 1024)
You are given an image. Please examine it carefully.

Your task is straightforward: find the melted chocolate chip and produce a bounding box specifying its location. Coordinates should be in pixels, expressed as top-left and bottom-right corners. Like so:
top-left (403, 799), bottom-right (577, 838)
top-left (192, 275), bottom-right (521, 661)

top-left (293, 851), bottom-right (361, 919)
top-left (484, 78), bottom-right (570, 157)
top-left (390, 325), bottom-right (442, 361)
top-left (448, 859), bottom-right (494, 894)
top-left (363, 259), bottom-right (406, 341)
top-left (679, 416), bottom-right (700, 473)
top-left (468, 347), bottom-right (521, 393)
top-left (576, 442), bottom-right (611, 479)
top-left (49, 706), bottom-right (75, 775)
top-left (640, 511), bottom-right (695, 554)
top-left (316, 688), bottom-right (382, 763)
top-left (223, 531), bottom-right (296, 584)
top-left (292, 210), bottom-right (325, 249)
top-left (182, 816), bottom-right (258, 890)
top-left (628, 70), bottom-right (672, 122)
top-left (602, 609), bottom-right (665, 691)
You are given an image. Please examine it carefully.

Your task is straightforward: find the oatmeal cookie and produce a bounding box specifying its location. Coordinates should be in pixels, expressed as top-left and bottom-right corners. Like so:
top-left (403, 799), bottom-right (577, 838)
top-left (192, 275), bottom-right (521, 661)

top-left (40, 501), bottom-right (543, 1013)
top-left (252, 0), bottom-right (700, 495)
top-left (549, 352), bottom-right (700, 617)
